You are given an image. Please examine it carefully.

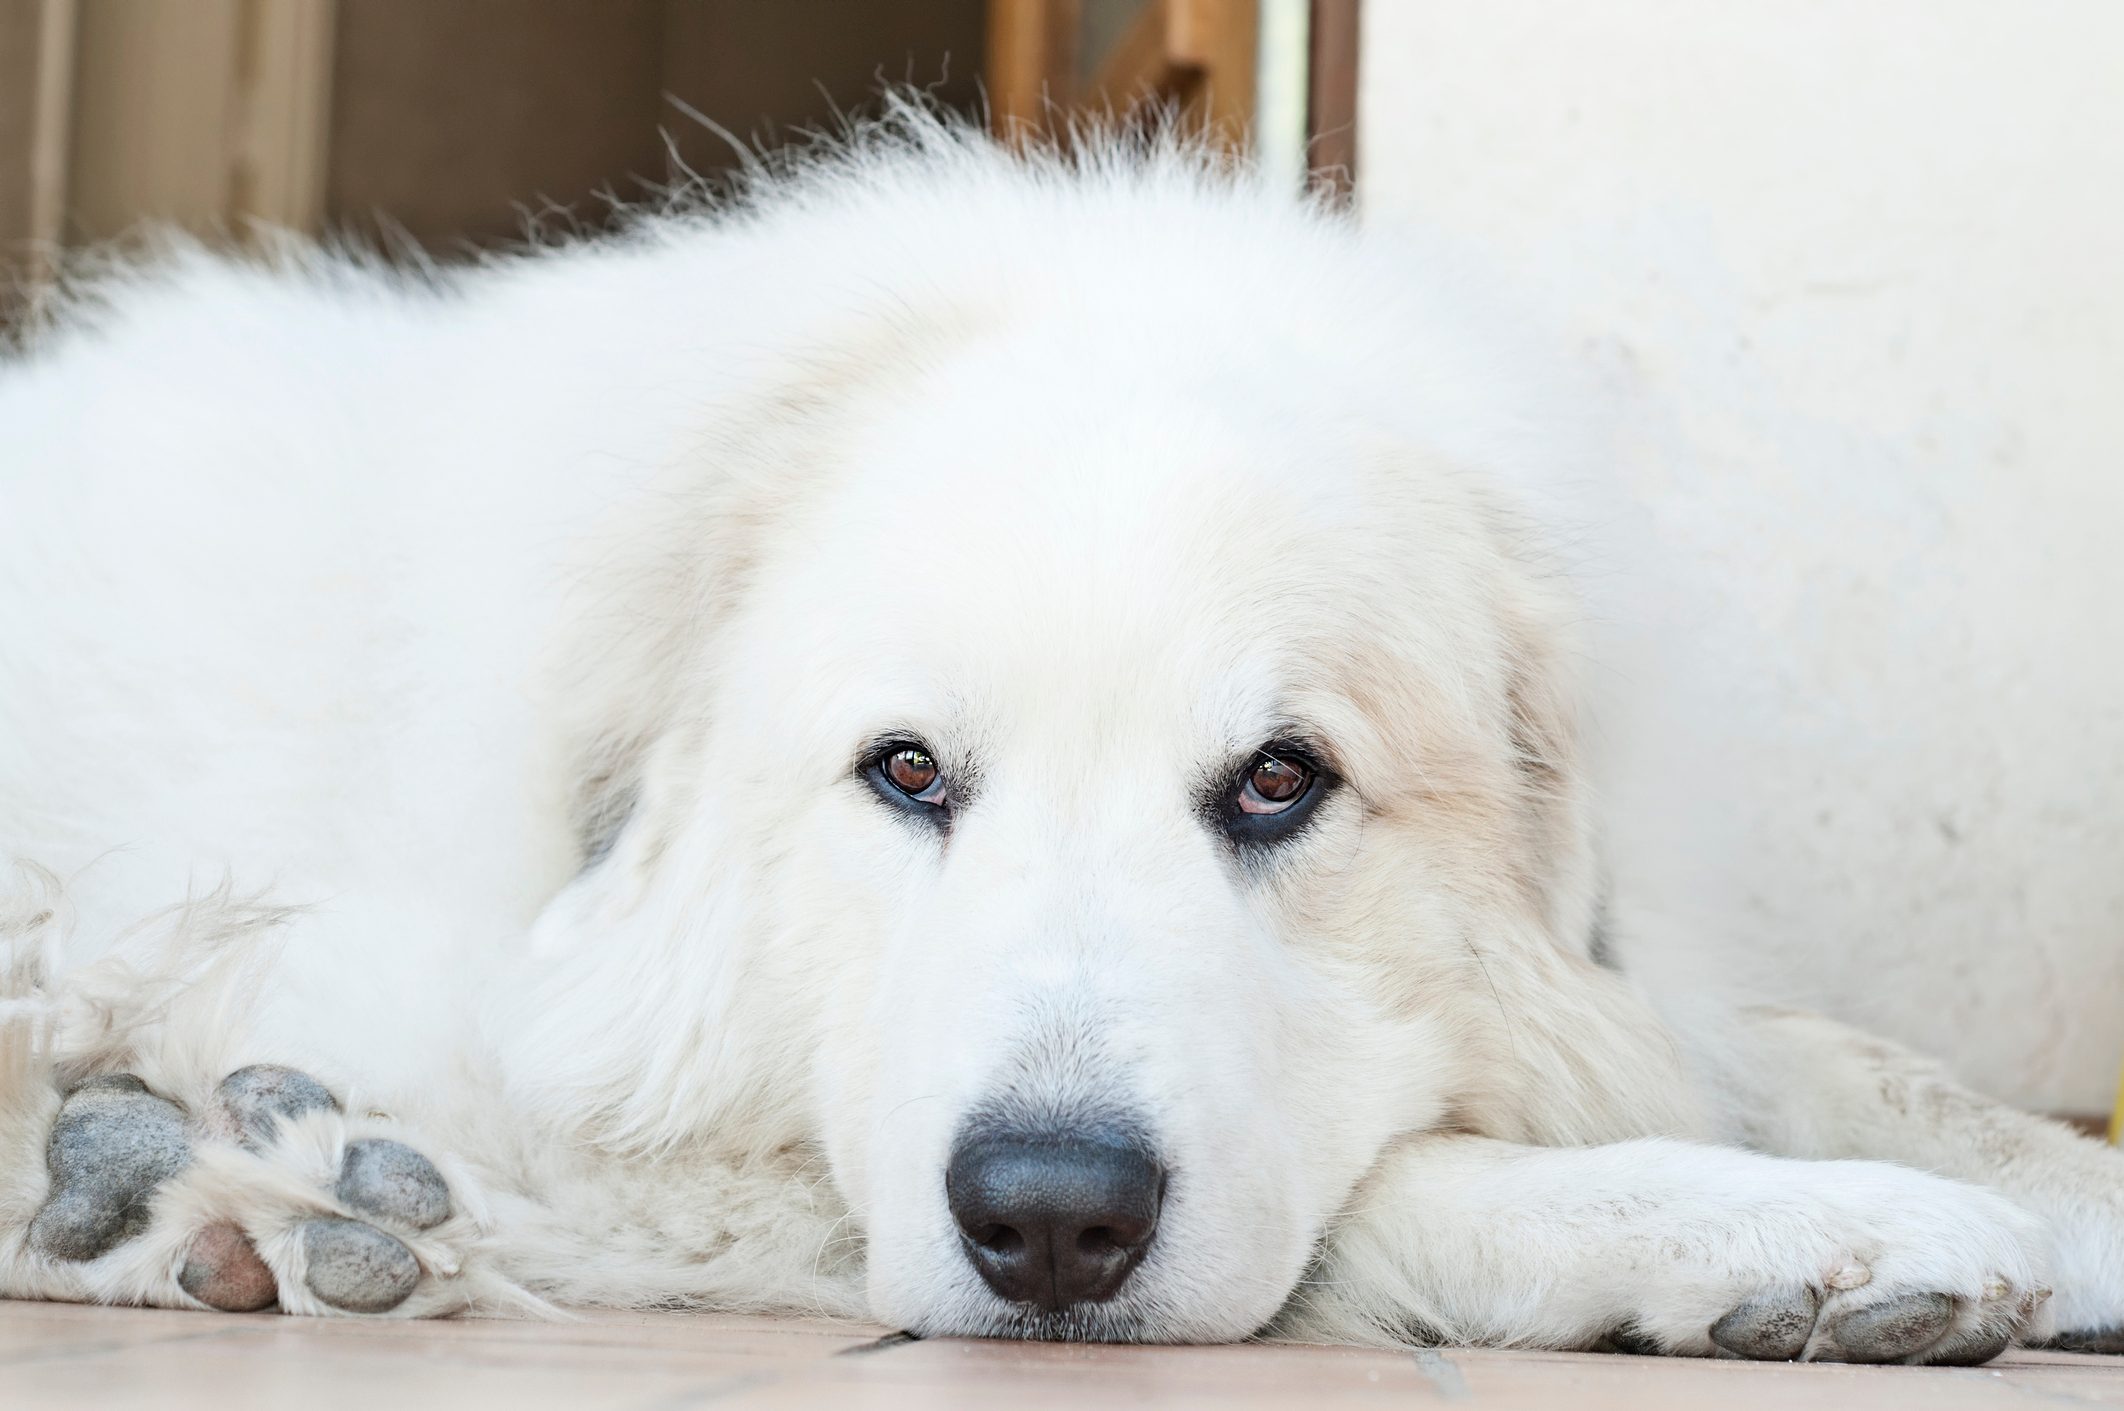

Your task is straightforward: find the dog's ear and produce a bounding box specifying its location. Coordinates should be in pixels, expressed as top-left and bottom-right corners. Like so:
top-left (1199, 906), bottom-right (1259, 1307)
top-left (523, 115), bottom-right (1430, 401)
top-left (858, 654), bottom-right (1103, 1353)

top-left (493, 415), bottom-right (840, 1151)
top-left (1490, 520), bottom-right (1603, 957)
top-left (547, 306), bottom-right (988, 875)
top-left (497, 442), bottom-right (822, 1152)
top-left (491, 725), bottom-right (786, 1154)
top-left (546, 387), bottom-right (842, 877)
top-left (495, 310), bottom-right (985, 1153)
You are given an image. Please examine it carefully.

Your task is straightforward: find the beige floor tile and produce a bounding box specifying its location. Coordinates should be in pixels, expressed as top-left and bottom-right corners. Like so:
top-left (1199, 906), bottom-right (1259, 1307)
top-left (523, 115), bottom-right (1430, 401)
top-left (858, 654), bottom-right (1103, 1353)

top-left (2, 1300), bottom-right (2119, 1409)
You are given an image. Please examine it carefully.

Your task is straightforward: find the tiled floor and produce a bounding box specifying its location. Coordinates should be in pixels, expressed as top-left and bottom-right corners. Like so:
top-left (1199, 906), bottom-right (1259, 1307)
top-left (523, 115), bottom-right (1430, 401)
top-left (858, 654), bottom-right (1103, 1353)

top-left (4, 1301), bottom-right (2121, 1409)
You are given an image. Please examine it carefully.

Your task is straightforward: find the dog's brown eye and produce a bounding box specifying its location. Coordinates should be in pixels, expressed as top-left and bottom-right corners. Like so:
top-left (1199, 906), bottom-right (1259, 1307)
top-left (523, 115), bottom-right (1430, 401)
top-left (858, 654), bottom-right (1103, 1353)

top-left (1214, 742), bottom-right (1331, 849)
top-left (1238, 754), bottom-right (1313, 814)
top-left (884, 748), bottom-right (941, 800)
top-left (864, 740), bottom-right (953, 825)
top-left (875, 743), bottom-right (951, 811)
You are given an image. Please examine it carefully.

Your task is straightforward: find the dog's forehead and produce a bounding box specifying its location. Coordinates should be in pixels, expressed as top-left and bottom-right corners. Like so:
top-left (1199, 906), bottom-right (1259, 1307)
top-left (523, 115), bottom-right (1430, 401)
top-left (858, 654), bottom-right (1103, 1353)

top-left (811, 390), bottom-right (1363, 682)
top-left (732, 349), bottom-right (1517, 774)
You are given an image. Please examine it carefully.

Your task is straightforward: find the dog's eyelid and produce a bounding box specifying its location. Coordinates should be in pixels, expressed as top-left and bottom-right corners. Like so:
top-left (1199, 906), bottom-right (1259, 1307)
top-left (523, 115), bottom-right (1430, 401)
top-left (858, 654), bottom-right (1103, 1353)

top-left (854, 731), bottom-right (930, 774)
top-left (1253, 727), bottom-right (1339, 780)
top-left (855, 731), bottom-right (977, 827)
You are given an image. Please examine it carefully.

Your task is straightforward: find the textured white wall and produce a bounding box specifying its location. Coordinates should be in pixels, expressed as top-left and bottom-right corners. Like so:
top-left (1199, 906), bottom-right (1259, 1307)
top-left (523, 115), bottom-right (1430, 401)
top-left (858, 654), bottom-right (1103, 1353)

top-left (1359, 1), bottom-right (2124, 1111)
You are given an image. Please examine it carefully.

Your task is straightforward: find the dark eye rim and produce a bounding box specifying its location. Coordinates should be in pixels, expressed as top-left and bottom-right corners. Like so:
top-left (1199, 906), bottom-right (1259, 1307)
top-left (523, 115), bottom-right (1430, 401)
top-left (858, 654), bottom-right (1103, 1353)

top-left (861, 737), bottom-right (952, 823)
top-left (1215, 739), bottom-right (1335, 848)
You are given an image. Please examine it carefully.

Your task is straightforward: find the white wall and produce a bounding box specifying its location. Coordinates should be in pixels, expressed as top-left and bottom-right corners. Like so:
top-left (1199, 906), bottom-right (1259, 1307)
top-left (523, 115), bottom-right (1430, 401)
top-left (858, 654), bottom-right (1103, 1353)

top-left (1359, 1), bottom-right (2123, 1112)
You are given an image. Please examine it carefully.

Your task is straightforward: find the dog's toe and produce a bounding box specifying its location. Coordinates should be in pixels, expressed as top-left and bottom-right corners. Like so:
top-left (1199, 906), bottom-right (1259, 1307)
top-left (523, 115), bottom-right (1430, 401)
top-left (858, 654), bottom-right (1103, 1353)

top-left (210, 1064), bottom-right (341, 1149)
top-left (337, 1138), bottom-right (451, 1230)
top-left (1817, 1292), bottom-right (1957, 1363)
top-left (27, 1075), bottom-right (192, 1261)
top-left (300, 1217), bottom-right (421, 1313)
top-left (179, 1222), bottom-right (279, 1311)
top-left (1710, 1288), bottom-right (1819, 1360)
top-left (1590, 1324), bottom-right (1665, 1355)
top-left (1922, 1321), bottom-right (2015, 1366)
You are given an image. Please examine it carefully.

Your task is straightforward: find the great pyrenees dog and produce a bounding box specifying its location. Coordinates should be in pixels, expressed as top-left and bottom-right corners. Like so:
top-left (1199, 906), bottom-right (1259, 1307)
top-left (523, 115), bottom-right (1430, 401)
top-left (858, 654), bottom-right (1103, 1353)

top-left (2, 114), bottom-right (2120, 1363)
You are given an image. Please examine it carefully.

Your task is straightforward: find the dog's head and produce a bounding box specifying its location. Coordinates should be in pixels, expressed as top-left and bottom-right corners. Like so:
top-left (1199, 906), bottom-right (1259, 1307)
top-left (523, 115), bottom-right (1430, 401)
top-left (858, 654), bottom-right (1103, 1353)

top-left (503, 172), bottom-right (1613, 1340)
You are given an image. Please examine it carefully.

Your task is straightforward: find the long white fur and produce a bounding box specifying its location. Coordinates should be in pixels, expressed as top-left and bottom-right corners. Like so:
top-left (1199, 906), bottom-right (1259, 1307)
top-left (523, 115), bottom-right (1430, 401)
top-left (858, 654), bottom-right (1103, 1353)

top-left (1, 109), bottom-right (2118, 1345)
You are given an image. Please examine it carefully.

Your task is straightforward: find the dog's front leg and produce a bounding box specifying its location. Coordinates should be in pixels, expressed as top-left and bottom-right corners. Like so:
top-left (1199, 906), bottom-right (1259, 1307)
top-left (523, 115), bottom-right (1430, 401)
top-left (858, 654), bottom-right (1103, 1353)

top-left (1276, 1132), bottom-right (2052, 1363)
top-left (1717, 1006), bottom-right (2124, 1351)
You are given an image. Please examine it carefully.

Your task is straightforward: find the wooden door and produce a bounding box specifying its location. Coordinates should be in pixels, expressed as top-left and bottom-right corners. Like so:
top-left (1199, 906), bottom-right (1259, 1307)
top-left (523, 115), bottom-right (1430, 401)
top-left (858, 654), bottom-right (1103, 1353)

top-left (984, 0), bottom-right (1358, 192)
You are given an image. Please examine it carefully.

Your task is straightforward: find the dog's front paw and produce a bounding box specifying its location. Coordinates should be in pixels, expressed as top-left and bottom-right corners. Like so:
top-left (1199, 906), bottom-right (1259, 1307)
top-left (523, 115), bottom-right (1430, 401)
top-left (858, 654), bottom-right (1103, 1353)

top-left (1623, 1164), bottom-right (2053, 1366)
top-left (1702, 1281), bottom-right (2043, 1366)
top-left (22, 1065), bottom-right (465, 1316)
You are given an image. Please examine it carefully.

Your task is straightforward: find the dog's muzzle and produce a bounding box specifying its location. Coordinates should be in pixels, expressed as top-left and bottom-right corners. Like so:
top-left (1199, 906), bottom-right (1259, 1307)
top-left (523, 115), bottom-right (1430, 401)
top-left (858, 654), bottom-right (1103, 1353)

top-left (945, 1126), bottom-right (1165, 1312)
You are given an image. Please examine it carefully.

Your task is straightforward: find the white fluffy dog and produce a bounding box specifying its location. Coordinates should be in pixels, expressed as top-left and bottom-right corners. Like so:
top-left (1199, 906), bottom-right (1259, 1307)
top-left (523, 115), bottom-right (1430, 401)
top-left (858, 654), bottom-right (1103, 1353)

top-left (2, 114), bottom-right (2120, 1361)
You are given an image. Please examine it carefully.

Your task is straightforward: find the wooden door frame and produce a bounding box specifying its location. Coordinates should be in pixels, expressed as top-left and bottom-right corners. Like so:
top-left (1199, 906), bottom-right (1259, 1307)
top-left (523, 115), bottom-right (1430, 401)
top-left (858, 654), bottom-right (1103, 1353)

top-left (986, 0), bottom-right (1358, 186)
top-left (1305, 0), bottom-right (1357, 195)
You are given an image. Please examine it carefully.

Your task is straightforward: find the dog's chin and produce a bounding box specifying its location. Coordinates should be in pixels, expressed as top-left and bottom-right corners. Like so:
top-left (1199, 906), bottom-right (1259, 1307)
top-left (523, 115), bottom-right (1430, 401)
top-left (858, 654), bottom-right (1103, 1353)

top-left (906, 1286), bottom-right (1285, 1346)
top-left (960, 1304), bottom-right (1154, 1344)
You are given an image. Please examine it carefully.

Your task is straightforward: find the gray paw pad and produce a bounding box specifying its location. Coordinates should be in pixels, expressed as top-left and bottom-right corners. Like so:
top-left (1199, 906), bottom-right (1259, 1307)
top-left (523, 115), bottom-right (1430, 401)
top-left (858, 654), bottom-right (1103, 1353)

top-left (1923, 1322), bottom-right (2012, 1367)
top-left (179, 1222), bottom-right (279, 1312)
top-left (27, 1076), bottom-right (192, 1262)
top-left (1591, 1324), bottom-right (1664, 1356)
top-left (301, 1217), bottom-right (420, 1313)
top-left (2044, 1326), bottom-right (2124, 1355)
top-left (1711, 1289), bottom-right (1820, 1361)
top-left (336, 1138), bottom-right (451, 1230)
top-left (1820, 1292), bottom-right (1956, 1363)
top-left (212, 1065), bottom-right (341, 1150)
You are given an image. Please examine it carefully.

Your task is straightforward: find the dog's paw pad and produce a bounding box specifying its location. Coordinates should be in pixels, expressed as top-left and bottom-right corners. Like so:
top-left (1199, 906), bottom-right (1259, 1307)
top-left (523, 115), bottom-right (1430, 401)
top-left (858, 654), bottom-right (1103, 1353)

top-left (301, 1217), bottom-right (420, 1313)
top-left (2042, 1327), bottom-right (2124, 1355)
top-left (1711, 1289), bottom-right (1819, 1360)
top-left (1818, 1292), bottom-right (1956, 1363)
top-left (210, 1064), bottom-right (341, 1149)
top-left (179, 1222), bottom-right (278, 1311)
top-left (1589, 1323), bottom-right (1665, 1356)
top-left (27, 1075), bottom-right (192, 1261)
top-left (1923, 1321), bottom-right (2015, 1367)
top-left (337, 1138), bottom-right (451, 1230)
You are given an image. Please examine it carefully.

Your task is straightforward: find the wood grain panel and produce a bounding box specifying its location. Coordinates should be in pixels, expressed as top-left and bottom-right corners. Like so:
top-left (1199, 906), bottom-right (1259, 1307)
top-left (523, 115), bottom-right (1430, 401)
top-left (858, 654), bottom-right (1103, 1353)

top-left (326, 0), bottom-right (666, 250)
top-left (1306, 0), bottom-right (1358, 195)
top-left (0, 0), bottom-right (73, 324)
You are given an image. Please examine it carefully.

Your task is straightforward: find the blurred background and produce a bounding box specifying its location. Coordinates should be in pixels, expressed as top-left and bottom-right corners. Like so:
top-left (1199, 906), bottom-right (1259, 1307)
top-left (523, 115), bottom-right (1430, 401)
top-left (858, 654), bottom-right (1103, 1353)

top-left (0, 1), bottom-right (2117, 1125)
top-left (0, 0), bottom-right (1334, 282)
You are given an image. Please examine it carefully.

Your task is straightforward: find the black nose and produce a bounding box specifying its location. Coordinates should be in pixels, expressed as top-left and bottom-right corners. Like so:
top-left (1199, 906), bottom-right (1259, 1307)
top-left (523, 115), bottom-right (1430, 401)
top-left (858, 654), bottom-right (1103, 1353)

top-left (945, 1130), bottom-right (1165, 1312)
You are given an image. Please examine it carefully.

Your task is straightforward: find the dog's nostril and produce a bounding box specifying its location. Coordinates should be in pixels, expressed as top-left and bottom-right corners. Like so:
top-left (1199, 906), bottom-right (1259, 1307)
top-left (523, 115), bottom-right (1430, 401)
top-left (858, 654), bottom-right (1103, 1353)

top-left (974, 1224), bottom-right (1023, 1255)
top-left (944, 1127), bottom-right (1165, 1315)
top-left (1077, 1226), bottom-right (1126, 1257)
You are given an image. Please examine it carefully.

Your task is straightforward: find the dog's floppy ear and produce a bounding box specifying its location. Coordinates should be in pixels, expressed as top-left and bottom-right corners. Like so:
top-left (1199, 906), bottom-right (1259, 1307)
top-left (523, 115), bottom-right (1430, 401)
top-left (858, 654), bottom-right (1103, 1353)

top-left (493, 726), bottom-right (781, 1155)
top-left (547, 370), bottom-right (858, 877)
top-left (547, 298), bottom-right (991, 874)
top-left (1490, 515), bottom-right (1603, 957)
top-left (494, 312), bottom-right (985, 1153)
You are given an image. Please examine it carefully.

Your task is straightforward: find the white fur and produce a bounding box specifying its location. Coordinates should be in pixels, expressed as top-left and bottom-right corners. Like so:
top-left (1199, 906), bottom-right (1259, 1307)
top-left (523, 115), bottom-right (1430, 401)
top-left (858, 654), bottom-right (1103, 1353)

top-left (1, 111), bottom-right (2118, 1348)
